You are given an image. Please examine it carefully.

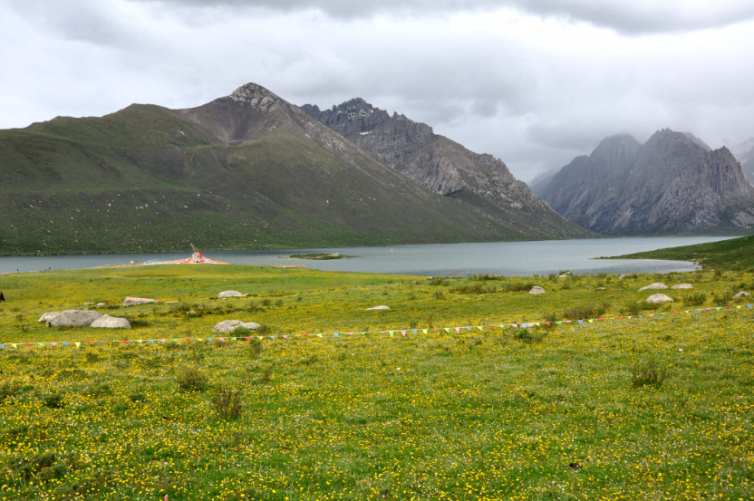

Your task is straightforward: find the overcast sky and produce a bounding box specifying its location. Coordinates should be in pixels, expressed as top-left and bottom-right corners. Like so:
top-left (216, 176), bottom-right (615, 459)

top-left (2, 0), bottom-right (754, 181)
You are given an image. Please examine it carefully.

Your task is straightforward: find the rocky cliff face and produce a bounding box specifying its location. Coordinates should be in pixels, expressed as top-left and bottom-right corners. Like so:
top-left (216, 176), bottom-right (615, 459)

top-left (300, 99), bottom-right (589, 236)
top-left (539, 129), bottom-right (754, 235)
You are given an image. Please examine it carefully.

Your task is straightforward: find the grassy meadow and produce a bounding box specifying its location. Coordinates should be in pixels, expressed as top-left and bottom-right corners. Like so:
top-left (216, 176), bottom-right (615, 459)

top-left (1, 264), bottom-right (753, 500)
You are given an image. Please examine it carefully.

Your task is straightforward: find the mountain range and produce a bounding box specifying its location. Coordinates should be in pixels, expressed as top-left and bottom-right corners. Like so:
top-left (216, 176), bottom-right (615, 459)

top-left (535, 129), bottom-right (754, 235)
top-left (0, 83), bottom-right (590, 256)
top-left (300, 99), bottom-right (565, 229)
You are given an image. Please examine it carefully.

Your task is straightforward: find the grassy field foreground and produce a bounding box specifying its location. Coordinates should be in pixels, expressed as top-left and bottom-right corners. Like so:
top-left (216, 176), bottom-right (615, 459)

top-left (0, 264), bottom-right (753, 500)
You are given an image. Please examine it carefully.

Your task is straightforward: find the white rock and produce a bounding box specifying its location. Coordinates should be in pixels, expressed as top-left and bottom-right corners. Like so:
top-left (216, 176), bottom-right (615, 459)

top-left (90, 315), bottom-right (131, 329)
top-left (733, 291), bottom-right (751, 299)
top-left (47, 310), bottom-right (103, 328)
top-left (596, 287), bottom-right (606, 290)
top-left (218, 290), bottom-right (244, 298)
top-left (84, 302), bottom-right (94, 306)
top-left (212, 320), bottom-right (261, 333)
top-left (38, 312), bottom-right (60, 323)
top-left (559, 272), bottom-right (571, 278)
top-left (529, 286), bottom-right (546, 295)
top-left (639, 283), bottom-right (668, 291)
top-left (619, 274), bottom-right (630, 280)
top-left (646, 293), bottom-right (674, 304)
top-left (672, 284), bottom-right (694, 289)
top-left (123, 297), bottom-right (159, 307)
top-left (365, 305), bottom-right (390, 310)
top-left (97, 302), bottom-right (106, 306)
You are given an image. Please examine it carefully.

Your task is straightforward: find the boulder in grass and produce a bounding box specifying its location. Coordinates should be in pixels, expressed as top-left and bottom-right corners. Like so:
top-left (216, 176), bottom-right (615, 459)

top-left (218, 291), bottom-right (244, 298)
top-left (213, 320), bottom-right (261, 333)
top-left (529, 286), bottom-right (546, 295)
top-left (123, 297), bottom-right (159, 307)
top-left (733, 291), bottom-right (751, 299)
top-left (47, 310), bottom-right (103, 328)
top-left (90, 315), bottom-right (131, 329)
top-left (39, 312), bottom-right (60, 323)
top-left (365, 305), bottom-right (390, 310)
top-left (672, 284), bottom-right (694, 289)
top-left (646, 294), bottom-right (674, 304)
top-left (619, 274), bottom-right (629, 280)
top-left (639, 283), bottom-right (668, 291)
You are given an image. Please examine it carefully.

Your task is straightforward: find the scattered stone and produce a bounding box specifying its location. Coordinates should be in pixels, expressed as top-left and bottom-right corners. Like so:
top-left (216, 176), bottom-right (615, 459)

top-left (639, 283), bottom-right (668, 291)
top-left (646, 293), bottom-right (674, 304)
top-left (733, 291), bottom-right (751, 299)
top-left (618, 274), bottom-right (629, 280)
top-left (123, 297), bottom-right (159, 307)
top-left (218, 291), bottom-right (244, 298)
top-left (97, 302), bottom-right (106, 306)
top-left (38, 312), bottom-right (60, 323)
top-left (529, 286), bottom-right (546, 295)
top-left (84, 302), bottom-right (94, 306)
top-left (559, 272), bottom-right (571, 278)
top-left (90, 315), bottom-right (131, 329)
top-left (47, 310), bottom-right (103, 328)
top-left (365, 305), bottom-right (390, 310)
top-left (672, 284), bottom-right (694, 289)
top-left (596, 287), bottom-right (606, 290)
top-left (212, 320), bottom-right (261, 333)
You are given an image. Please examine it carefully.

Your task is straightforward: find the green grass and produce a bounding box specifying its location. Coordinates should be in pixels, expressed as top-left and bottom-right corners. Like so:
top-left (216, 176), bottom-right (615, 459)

top-left (612, 235), bottom-right (754, 271)
top-left (0, 265), bottom-right (753, 500)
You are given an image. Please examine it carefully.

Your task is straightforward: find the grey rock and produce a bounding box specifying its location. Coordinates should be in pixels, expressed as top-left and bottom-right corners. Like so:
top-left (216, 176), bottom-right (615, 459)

top-left (646, 293), bottom-right (674, 303)
top-left (539, 130), bottom-right (754, 235)
top-left (218, 290), bottom-right (244, 298)
top-left (596, 287), bottom-right (606, 290)
top-left (733, 291), bottom-right (751, 298)
top-left (90, 315), bottom-right (131, 329)
top-left (48, 310), bottom-right (103, 328)
top-left (672, 284), bottom-right (694, 289)
top-left (639, 283), bottom-right (668, 291)
top-left (529, 286), bottom-right (546, 295)
top-left (301, 99), bottom-right (592, 239)
top-left (618, 274), bottom-right (630, 280)
top-left (212, 320), bottom-right (261, 333)
top-left (123, 297), bottom-right (159, 307)
top-left (39, 312), bottom-right (60, 323)
top-left (365, 305), bottom-right (390, 310)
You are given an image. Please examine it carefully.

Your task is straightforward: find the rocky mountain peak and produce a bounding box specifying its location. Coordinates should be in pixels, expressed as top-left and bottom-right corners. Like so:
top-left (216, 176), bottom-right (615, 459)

top-left (539, 129), bottom-right (754, 235)
top-left (299, 97), bottom-right (589, 237)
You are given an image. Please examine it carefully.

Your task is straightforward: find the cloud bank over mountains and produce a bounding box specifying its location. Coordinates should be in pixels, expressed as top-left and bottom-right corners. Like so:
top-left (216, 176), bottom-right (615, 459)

top-left (2, 0), bottom-right (754, 180)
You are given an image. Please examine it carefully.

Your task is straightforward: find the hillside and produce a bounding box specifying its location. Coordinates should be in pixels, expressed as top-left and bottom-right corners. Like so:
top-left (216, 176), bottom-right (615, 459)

top-left (538, 130), bottom-right (754, 235)
top-left (300, 99), bottom-right (592, 238)
top-left (613, 235), bottom-right (754, 270)
top-left (0, 84), bottom-right (590, 256)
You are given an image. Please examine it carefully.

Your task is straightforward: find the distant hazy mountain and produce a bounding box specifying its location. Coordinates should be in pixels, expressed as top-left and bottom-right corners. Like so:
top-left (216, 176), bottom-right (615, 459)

top-left (300, 98), bottom-right (591, 238)
top-left (0, 83), bottom-right (590, 256)
top-left (538, 129), bottom-right (754, 235)
top-left (528, 168), bottom-right (560, 197)
top-left (730, 139), bottom-right (754, 185)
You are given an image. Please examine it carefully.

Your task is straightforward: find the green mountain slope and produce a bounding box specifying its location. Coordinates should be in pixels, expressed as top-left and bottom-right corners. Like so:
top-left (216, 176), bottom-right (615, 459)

top-left (0, 83), bottom-right (592, 256)
top-left (612, 236), bottom-right (754, 271)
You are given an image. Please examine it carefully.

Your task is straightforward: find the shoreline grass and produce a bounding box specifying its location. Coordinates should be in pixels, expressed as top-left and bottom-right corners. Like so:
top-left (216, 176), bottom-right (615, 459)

top-left (1, 265), bottom-right (753, 500)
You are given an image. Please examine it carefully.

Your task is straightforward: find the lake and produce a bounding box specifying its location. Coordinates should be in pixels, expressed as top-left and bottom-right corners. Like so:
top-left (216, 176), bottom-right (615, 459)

top-left (0, 236), bottom-right (731, 276)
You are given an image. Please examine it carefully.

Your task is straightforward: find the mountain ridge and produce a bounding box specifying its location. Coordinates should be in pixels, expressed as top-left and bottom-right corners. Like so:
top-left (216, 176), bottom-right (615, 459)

top-left (538, 129), bottom-right (754, 235)
top-left (300, 97), bottom-right (588, 236)
top-left (0, 83), bottom-right (591, 256)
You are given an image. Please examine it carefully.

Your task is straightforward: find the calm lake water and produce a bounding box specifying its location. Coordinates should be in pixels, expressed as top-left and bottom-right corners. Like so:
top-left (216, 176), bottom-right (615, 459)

top-left (0, 237), bottom-right (731, 276)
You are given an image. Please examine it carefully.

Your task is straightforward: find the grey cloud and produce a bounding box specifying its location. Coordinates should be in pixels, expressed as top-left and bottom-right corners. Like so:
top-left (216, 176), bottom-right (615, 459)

top-left (7, 0), bottom-right (130, 45)
top-left (132, 0), bottom-right (754, 33)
